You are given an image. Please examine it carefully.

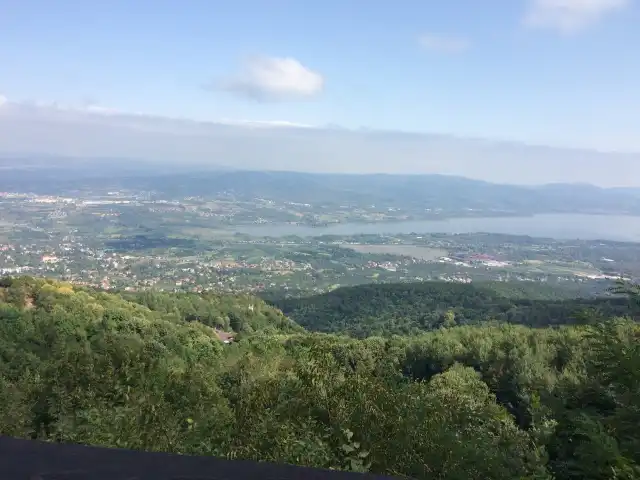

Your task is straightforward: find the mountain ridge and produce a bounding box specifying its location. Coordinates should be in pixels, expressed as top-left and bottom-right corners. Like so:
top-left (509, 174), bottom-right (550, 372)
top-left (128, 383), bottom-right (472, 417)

top-left (2, 163), bottom-right (640, 215)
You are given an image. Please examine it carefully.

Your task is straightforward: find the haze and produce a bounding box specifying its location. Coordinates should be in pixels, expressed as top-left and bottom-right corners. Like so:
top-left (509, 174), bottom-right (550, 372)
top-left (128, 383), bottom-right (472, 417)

top-left (1, 102), bottom-right (639, 187)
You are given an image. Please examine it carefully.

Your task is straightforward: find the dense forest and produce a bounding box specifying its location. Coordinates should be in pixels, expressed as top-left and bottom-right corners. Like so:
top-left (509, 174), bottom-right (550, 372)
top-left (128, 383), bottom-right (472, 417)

top-left (272, 281), bottom-right (635, 337)
top-left (1, 275), bottom-right (640, 478)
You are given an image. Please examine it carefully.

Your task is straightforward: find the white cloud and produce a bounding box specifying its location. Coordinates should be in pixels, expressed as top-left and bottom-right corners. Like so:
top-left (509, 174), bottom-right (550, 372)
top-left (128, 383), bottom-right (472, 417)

top-left (215, 56), bottom-right (324, 101)
top-left (0, 95), bottom-right (7, 107)
top-left (525, 0), bottom-right (629, 33)
top-left (84, 104), bottom-right (125, 115)
top-left (418, 34), bottom-right (470, 53)
top-left (217, 118), bottom-right (315, 129)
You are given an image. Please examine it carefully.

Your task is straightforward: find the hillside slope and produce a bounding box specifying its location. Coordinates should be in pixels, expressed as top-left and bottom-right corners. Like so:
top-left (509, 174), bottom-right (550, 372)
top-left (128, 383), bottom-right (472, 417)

top-left (121, 290), bottom-right (301, 336)
top-left (2, 275), bottom-right (640, 478)
top-left (0, 276), bottom-right (300, 338)
top-left (271, 281), bottom-right (633, 337)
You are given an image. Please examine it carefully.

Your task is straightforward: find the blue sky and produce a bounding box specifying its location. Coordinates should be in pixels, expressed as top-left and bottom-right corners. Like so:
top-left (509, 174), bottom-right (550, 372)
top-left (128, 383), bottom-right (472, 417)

top-left (0, 0), bottom-right (639, 185)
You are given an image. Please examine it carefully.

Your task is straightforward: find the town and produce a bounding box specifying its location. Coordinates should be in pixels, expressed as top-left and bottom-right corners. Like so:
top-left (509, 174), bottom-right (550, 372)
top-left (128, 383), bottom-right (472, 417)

top-left (0, 188), bottom-right (635, 298)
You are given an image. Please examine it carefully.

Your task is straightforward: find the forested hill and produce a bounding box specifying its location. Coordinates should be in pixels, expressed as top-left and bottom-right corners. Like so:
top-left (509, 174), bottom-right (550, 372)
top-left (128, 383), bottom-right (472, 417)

top-left (119, 290), bottom-right (302, 336)
top-left (0, 276), bottom-right (301, 338)
top-left (2, 274), bottom-right (640, 477)
top-left (271, 281), bottom-right (634, 337)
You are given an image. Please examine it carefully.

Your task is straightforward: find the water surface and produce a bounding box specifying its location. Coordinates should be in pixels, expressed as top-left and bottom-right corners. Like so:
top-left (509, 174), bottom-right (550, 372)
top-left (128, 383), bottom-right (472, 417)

top-left (231, 214), bottom-right (640, 243)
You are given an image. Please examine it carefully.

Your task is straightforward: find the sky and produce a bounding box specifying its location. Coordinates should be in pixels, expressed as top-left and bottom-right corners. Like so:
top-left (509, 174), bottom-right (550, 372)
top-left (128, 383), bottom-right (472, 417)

top-left (1, 0), bottom-right (639, 186)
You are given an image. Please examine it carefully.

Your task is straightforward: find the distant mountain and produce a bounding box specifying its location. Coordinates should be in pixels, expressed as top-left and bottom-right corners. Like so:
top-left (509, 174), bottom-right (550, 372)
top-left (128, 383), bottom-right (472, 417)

top-left (112, 170), bottom-right (640, 215)
top-left (0, 154), bottom-right (231, 177)
top-left (2, 164), bottom-right (640, 215)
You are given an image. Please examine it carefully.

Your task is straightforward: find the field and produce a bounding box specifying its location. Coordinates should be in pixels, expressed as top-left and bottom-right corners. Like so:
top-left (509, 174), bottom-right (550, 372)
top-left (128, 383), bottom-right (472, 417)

top-left (180, 227), bottom-right (242, 240)
top-left (344, 244), bottom-right (447, 261)
top-left (510, 261), bottom-right (603, 277)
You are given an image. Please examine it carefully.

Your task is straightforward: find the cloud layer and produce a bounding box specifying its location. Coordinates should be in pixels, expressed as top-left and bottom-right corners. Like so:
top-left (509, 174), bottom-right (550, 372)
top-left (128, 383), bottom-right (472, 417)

top-left (1, 98), bottom-right (639, 187)
top-left (214, 56), bottom-right (324, 101)
top-left (525, 0), bottom-right (629, 33)
top-left (418, 34), bottom-right (470, 53)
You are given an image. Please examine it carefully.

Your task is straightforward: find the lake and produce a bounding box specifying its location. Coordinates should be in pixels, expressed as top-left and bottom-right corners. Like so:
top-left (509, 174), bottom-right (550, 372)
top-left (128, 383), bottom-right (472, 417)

top-left (231, 214), bottom-right (640, 243)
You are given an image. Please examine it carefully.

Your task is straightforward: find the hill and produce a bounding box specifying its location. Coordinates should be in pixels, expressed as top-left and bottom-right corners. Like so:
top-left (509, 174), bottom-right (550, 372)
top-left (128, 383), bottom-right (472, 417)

top-left (2, 275), bottom-right (640, 478)
top-left (0, 276), bottom-right (300, 339)
top-left (119, 290), bottom-right (302, 336)
top-left (271, 281), bottom-right (634, 337)
top-left (4, 167), bottom-right (640, 215)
